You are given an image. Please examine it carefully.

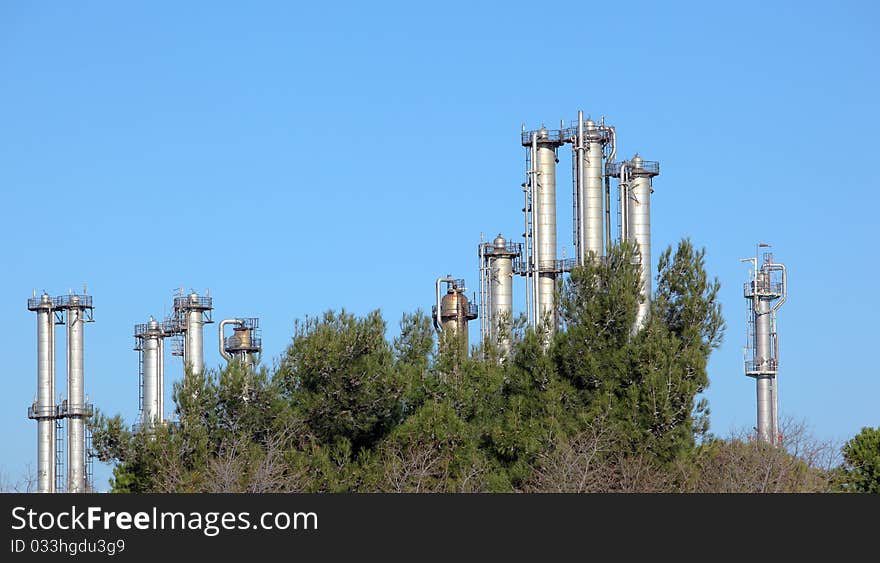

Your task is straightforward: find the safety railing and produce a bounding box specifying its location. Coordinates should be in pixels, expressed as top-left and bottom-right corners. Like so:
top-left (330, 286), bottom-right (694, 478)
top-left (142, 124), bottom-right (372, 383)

top-left (27, 404), bottom-right (62, 419)
top-left (54, 294), bottom-right (94, 309)
top-left (743, 281), bottom-right (784, 298)
top-left (521, 128), bottom-right (566, 145)
top-left (173, 295), bottom-right (213, 311)
top-left (745, 358), bottom-right (778, 375)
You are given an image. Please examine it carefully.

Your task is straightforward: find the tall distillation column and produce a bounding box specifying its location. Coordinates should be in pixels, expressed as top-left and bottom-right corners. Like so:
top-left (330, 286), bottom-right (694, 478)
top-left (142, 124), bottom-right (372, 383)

top-left (743, 249), bottom-right (787, 445)
top-left (478, 235), bottom-right (520, 356)
top-left (56, 293), bottom-right (94, 493)
top-left (219, 318), bottom-right (262, 367)
top-left (171, 290), bottom-right (213, 375)
top-left (134, 317), bottom-right (166, 427)
top-left (521, 127), bottom-right (564, 333)
top-left (27, 293), bottom-right (57, 493)
top-left (433, 277), bottom-right (478, 355)
top-left (581, 117), bottom-right (606, 261)
top-left (620, 154), bottom-right (659, 331)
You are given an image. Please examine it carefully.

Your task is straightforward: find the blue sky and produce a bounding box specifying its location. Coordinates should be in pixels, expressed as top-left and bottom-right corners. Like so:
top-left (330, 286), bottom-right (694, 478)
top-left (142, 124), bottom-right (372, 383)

top-left (1, 1), bottom-right (877, 491)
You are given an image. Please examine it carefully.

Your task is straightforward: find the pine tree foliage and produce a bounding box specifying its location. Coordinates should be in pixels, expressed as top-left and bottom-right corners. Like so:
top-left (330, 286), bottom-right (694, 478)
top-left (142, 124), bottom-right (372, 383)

top-left (88, 239), bottom-right (850, 492)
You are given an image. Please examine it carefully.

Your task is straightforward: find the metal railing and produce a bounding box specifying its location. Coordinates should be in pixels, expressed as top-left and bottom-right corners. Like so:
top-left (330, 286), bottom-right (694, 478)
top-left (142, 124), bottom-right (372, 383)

top-left (173, 295), bottom-right (213, 311)
top-left (745, 359), bottom-right (778, 374)
top-left (225, 336), bottom-right (262, 352)
top-left (163, 316), bottom-right (185, 334)
top-left (27, 296), bottom-right (54, 310)
top-left (521, 128), bottom-right (566, 145)
top-left (606, 160), bottom-right (660, 176)
top-left (54, 294), bottom-right (94, 309)
top-left (27, 404), bottom-right (62, 419)
top-left (59, 402), bottom-right (95, 417)
top-left (743, 281), bottom-right (784, 298)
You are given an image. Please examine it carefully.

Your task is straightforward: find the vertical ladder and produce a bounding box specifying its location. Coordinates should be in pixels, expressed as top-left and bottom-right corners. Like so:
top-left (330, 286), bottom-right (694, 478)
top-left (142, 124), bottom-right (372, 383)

top-left (54, 415), bottom-right (64, 493)
top-left (137, 342), bottom-right (144, 420)
top-left (85, 428), bottom-right (94, 492)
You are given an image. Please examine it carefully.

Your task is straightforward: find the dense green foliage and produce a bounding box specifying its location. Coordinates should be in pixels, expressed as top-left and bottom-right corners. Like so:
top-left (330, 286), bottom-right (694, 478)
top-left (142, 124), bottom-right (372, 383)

top-left (840, 427), bottom-right (880, 493)
top-left (89, 239), bottom-right (844, 493)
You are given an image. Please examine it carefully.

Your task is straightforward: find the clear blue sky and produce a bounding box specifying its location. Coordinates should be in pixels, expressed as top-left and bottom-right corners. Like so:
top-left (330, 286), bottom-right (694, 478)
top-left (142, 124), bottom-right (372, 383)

top-left (2, 1), bottom-right (877, 491)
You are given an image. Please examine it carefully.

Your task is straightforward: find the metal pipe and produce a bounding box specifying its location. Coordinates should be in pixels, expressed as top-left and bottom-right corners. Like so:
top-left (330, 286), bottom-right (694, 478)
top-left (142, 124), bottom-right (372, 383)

top-left (48, 297), bottom-right (56, 492)
top-left (522, 175), bottom-right (531, 325)
top-left (769, 263), bottom-right (787, 312)
top-left (576, 111), bottom-right (585, 264)
top-left (434, 277), bottom-right (455, 332)
top-left (604, 126), bottom-right (616, 255)
top-left (158, 335), bottom-right (164, 423)
top-left (530, 133), bottom-right (541, 327)
top-left (618, 162), bottom-right (630, 242)
top-left (218, 318), bottom-right (243, 363)
top-left (66, 301), bottom-right (85, 493)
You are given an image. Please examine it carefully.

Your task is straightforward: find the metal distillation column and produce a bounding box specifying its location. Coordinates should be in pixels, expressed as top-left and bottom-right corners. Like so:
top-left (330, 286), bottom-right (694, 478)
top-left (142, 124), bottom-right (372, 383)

top-left (62, 294), bottom-right (92, 493)
top-left (626, 155), bottom-right (659, 331)
top-left (485, 235), bottom-right (518, 355)
top-left (28, 293), bottom-right (56, 493)
top-left (219, 318), bottom-right (262, 367)
top-left (583, 118), bottom-right (605, 260)
top-left (533, 128), bottom-right (561, 331)
top-left (743, 251), bottom-right (787, 445)
top-left (136, 318), bottom-right (165, 426)
top-left (173, 291), bottom-right (213, 375)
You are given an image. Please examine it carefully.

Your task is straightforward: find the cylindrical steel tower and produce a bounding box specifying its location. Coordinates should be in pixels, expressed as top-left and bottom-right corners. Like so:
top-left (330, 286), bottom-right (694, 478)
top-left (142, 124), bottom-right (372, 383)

top-left (172, 290), bottom-right (213, 375)
top-left (583, 118), bottom-right (605, 260)
top-left (743, 250), bottom-right (787, 445)
top-left (135, 317), bottom-right (165, 426)
top-left (433, 277), bottom-right (478, 355)
top-left (488, 235), bottom-right (517, 354)
top-left (219, 318), bottom-right (262, 367)
top-left (535, 128), bottom-right (560, 330)
top-left (56, 293), bottom-right (94, 493)
top-left (27, 293), bottom-right (56, 493)
top-left (626, 154), bottom-right (659, 331)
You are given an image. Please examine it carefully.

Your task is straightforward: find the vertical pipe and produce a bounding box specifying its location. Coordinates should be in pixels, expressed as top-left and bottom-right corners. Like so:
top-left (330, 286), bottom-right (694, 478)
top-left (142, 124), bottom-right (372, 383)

top-left (49, 303), bottom-right (56, 491)
top-left (604, 126), bottom-right (616, 256)
top-left (619, 163), bottom-right (629, 242)
top-left (479, 243), bottom-right (488, 346)
top-left (158, 335), bottom-right (164, 423)
top-left (66, 302), bottom-right (84, 493)
top-left (523, 180), bottom-right (531, 326)
top-left (575, 111), bottom-right (585, 264)
top-left (218, 319), bottom-right (235, 363)
top-left (36, 297), bottom-right (54, 493)
top-left (530, 133), bottom-right (540, 328)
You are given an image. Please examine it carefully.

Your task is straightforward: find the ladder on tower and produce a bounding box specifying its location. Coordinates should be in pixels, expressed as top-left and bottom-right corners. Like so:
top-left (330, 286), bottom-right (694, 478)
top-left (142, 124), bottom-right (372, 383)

top-left (137, 343), bottom-right (144, 420)
top-left (54, 415), bottom-right (64, 493)
top-left (85, 427), bottom-right (94, 492)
